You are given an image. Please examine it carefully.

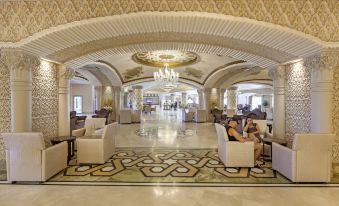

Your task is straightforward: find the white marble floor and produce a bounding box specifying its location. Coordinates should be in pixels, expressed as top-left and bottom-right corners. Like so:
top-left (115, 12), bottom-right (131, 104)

top-left (0, 185), bottom-right (339, 206)
top-left (116, 109), bottom-right (217, 148)
top-left (1, 109), bottom-right (339, 205)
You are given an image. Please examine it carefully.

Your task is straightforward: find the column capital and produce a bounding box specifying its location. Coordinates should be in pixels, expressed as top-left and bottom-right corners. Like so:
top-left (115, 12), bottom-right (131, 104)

top-left (0, 49), bottom-right (40, 71)
top-left (61, 67), bottom-right (75, 79)
top-left (203, 88), bottom-right (212, 94)
top-left (268, 65), bottom-right (285, 80)
top-left (227, 86), bottom-right (237, 91)
top-left (320, 49), bottom-right (339, 71)
top-left (303, 54), bottom-right (320, 71)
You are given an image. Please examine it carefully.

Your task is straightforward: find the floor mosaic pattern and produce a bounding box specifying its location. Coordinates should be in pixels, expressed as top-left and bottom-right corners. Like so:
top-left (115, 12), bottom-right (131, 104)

top-left (49, 148), bottom-right (293, 184)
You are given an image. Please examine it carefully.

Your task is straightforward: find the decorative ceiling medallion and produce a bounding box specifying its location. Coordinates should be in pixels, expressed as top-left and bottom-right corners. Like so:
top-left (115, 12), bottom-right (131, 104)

top-left (132, 50), bottom-right (199, 68)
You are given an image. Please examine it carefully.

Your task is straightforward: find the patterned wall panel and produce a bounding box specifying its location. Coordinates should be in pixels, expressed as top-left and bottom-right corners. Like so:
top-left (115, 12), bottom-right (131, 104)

top-left (0, 63), bottom-right (11, 162)
top-left (285, 62), bottom-right (311, 141)
top-left (0, 0), bottom-right (338, 42)
top-left (32, 60), bottom-right (58, 146)
top-left (331, 55), bottom-right (339, 162)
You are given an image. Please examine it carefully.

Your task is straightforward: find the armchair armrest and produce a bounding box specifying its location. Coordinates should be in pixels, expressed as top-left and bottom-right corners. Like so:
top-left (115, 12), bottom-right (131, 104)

top-left (42, 141), bottom-right (67, 181)
top-left (77, 138), bottom-right (103, 163)
top-left (72, 128), bottom-right (86, 137)
top-left (272, 142), bottom-right (296, 181)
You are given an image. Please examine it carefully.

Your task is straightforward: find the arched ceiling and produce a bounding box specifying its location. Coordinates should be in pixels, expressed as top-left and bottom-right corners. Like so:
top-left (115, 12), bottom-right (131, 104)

top-left (0, 0), bottom-right (338, 43)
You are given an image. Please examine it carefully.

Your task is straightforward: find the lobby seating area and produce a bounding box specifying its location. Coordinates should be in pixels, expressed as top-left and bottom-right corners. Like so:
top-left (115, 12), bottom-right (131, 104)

top-left (1, 1), bottom-right (339, 204)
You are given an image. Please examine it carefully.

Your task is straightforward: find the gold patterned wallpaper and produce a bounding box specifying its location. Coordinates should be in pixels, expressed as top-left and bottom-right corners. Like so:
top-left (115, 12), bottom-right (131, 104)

top-left (32, 60), bottom-right (59, 146)
top-left (285, 61), bottom-right (311, 141)
top-left (0, 62), bottom-right (11, 162)
top-left (331, 52), bottom-right (339, 162)
top-left (0, 0), bottom-right (338, 43)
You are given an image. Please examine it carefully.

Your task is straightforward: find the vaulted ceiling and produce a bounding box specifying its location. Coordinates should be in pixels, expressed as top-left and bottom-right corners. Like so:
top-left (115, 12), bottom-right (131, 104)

top-left (1, 1), bottom-right (337, 89)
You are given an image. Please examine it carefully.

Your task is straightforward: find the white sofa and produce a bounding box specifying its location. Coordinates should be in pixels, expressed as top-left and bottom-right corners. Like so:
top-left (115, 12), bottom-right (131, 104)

top-left (215, 123), bottom-right (254, 167)
top-left (194, 109), bottom-right (206, 123)
top-left (119, 109), bottom-right (132, 124)
top-left (2, 132), bottom-right (67, 182)
top-left (77, 122), bottom-right (117, 164)
top-left (252, 120), bottom-right (273, 137)
top-left (272, 133), bottom-right (335, 182)
top-left (132, 109), bottom-right (141, 123)
top-left (182, 109), bottom-right (194, 122)
top-left (72, 118), bottom-right (106, 138)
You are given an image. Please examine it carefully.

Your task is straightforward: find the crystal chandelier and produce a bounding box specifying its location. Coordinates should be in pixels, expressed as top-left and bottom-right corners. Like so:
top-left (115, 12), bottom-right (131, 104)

top-left (153, 63), bottom-right (179, 91)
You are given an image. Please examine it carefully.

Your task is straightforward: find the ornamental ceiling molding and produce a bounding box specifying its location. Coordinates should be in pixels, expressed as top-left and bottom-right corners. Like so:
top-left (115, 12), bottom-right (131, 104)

top-left (0, 12), bottom-right (327, 63)
top-left (64, 42), bottom-right (279, 70)
top-left (0, 0), bottom-right (338, 43)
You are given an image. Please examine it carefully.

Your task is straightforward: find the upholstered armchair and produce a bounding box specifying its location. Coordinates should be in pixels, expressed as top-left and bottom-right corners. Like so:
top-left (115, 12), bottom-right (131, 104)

top-left (2, 132), bottom-right (67, 182)
top-left (215, 123), bottom-right (254, 167)
top-left (252, 120), bottom-right (273, 137)
top-left (194, 109), bottom-right (206, 123)
top-left (132, 109), bottom-right (141, 123)
top-left (119, 109), bottom-right (132, 124)
top-left (272, 133), bottom-right (335, 182)
top-left (77, 122), bottom-right (117, 164)
top-left (182, 109), bottom-right (194, 122)
top-left (143, 105), bottom-right (152, 114)
top-left (72, 118), bottom-right (106, 138)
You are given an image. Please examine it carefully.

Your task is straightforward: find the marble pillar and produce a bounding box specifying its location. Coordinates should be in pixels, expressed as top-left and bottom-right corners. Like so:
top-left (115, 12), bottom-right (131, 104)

top-left (58, 65), bottom-right (73, 136)
top-left (114, 86), bottom-right (121, 121)
top-left (0, 49), bottom-right (40, 132)
top-left (197, 89), bottom-right (204, 109)
top-left (132, 85), bottom-right (143, 110)
top-left (305, 53), bottom-right (336, 133)
top-left (269, 65), bottom-right (286, 140)
top-left (204, 88), bottom-right (212, 122)
top-left (220, 88), bottom-right (226, 109)
top-left (182, 92), bottom-right (187, 107)
top-left (226, 87), bottom-right (237, 110)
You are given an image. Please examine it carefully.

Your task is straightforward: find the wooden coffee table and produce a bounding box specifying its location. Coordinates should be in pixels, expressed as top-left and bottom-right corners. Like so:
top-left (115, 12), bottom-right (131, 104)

top-left (51, 136), bottom-right (76, 163)
top-left (262, 137), bottom-right (287, 161)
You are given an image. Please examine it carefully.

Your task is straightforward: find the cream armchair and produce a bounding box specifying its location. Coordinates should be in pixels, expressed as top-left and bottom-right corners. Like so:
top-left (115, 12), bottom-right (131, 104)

top-left (194, 109), bottom-right (206, 123)
top-left (215, 124), bottom-right (254, 167)
top-left (272, 133), bottom-right (335, 182)
top-left (253, 120), bottom-right (273, 137)
top-left (182, 109), bottom-right (194, 122)
top-left (72, 118), bottom-right (106, 138)
top-left (132, 109), bottom-right (141, 123)
top-left (77, 122), bottom-right (117, 164)
top-left (2, 132), bottom-right (67, 182)
top-left (119, 109), bottom-right (132, 124)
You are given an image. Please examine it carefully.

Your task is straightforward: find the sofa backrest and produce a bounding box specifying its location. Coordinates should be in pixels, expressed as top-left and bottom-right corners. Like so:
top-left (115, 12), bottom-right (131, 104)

top-left (253, 120), bottom-right (267, 135)
top-left (215, 123), bottom-right (228, 142)
top-left (293, 133), bottom-right (335, 152)
top-left (84, 118), bottom-right (106, 130)
top-left (3, 132), bottom-right (45, 151)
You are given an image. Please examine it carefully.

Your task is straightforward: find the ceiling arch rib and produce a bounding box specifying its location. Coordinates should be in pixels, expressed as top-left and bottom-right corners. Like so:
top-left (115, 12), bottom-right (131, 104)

top-left (17, 12), bottom-right (323, 63)
top-left (64, 42), bottom-right (279, 70)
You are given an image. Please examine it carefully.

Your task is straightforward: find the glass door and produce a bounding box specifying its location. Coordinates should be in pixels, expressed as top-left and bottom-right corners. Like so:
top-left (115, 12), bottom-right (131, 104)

top-left (74, 95), bottom-right (83, 114)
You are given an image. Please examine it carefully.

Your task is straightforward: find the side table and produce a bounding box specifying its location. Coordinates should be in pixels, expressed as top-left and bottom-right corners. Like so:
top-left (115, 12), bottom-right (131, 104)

top-left (51, 136), bottom-right (76, 163)
top-left (262, 137), bottom-right (287, 161)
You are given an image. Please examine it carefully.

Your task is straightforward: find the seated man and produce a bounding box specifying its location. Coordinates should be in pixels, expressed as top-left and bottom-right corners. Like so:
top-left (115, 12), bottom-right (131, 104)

top-left (226, 118), bottom-right (262, 166)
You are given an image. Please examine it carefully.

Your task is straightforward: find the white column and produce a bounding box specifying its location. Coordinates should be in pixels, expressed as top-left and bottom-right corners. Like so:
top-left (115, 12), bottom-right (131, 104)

top-left (204, 88), bottom-right (212, 121)
top-left (220, 88), bottom-right (226, 109)
top-left (0, 50), bottom-right (39, 132)
top-left (114, 86), bottom-right (121, 121)
top-left (269, 65), bottom-right (286, 139)
top-left (58, 65), bottom-right (73, 136)
top-left (197, 89), bottom-right (204, 109)
top-left (306, 52), bottom-right (337, 133)
top-left (132, 85), bottom-right (143, 110)
top-left (226, 87), bottom-right (237, 110)
top-left (181, 92), bottom-right (187, 106)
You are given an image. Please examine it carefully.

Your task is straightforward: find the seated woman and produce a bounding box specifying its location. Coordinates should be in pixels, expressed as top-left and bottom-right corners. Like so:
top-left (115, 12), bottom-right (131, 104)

top-left (226, 118), bottom-right (262, 165)
top-left (243, 117), bottom-right (262, 143)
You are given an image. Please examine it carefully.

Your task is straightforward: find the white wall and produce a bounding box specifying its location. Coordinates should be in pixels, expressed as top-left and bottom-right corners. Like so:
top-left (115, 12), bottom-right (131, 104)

top-left (71, 84), bottom-right (95, 114)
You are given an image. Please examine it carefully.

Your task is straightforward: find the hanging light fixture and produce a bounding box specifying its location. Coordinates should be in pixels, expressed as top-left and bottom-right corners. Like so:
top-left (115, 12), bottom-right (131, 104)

top-left (153, 63), bottom-right (179, 92)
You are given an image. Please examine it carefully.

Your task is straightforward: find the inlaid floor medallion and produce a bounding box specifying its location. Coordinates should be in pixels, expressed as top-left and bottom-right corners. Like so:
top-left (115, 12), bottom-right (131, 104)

top-left (49, 148), bottom-right (295, 184)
